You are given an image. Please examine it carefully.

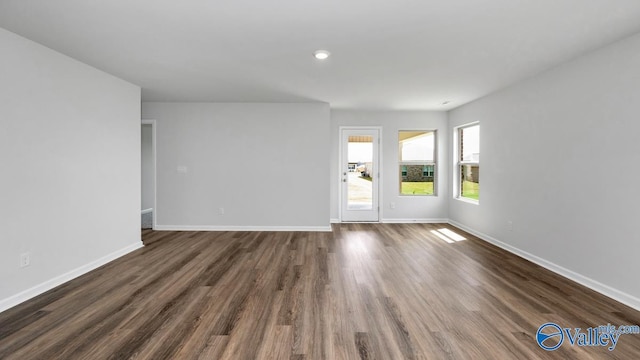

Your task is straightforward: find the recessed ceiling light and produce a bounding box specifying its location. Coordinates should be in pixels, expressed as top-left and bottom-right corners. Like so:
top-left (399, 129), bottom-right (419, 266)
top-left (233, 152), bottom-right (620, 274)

top-left (442, 101), bottom-right (450, 105)
top-left (313, 50), bottom-right (330, 60)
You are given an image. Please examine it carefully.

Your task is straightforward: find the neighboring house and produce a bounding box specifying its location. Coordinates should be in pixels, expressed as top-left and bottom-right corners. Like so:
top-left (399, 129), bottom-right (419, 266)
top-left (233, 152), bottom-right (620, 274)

top-left (402, 164), bottom-right (434, 182)
top-left (356, 162), bottom-right (373, 177)
top-left (461, 153), bottom-right (480, 183)
top-left (463, 166), bottom-right (480, 183)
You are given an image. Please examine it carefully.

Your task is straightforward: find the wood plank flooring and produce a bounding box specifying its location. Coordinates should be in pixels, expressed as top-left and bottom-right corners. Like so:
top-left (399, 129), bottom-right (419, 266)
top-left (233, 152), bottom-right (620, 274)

top-left (1, 223), bottom-right (639, 359)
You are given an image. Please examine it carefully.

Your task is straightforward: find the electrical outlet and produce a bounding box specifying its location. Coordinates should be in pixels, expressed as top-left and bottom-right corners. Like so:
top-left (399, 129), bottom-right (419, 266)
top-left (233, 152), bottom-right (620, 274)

top-left (20, 252), bottom-right (30, 267)
top-left (219, 207), bottom-right (225, 215)
top-left (390, 202), bottom-right (396, 209)
top-left (508, 221), bottom-right (513, 231)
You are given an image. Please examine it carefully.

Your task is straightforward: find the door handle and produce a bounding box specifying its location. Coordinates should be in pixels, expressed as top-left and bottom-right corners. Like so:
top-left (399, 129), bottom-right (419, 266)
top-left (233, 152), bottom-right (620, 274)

top-left (343, 179), bottom-right (346, 182)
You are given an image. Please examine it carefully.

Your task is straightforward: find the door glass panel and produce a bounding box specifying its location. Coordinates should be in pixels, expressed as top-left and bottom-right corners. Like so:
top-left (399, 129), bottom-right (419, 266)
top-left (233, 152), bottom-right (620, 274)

top-left (347, 135), bottom-right (373, 210)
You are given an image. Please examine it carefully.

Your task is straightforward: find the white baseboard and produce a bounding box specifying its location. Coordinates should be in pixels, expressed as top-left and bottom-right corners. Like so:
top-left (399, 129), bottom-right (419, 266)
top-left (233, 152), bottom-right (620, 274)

top-left (330, 218), bottom-right (340, 224)
top-left (141, 208), bottom-right (153, 215)
top-left (154, 225), bottom-right (332, 232)
top-left (448, 220), bottom-right (640, 312)
top-left (0, 242), bottom-right (144, 314)
top-left (381, 218), bottom-right (448, 224)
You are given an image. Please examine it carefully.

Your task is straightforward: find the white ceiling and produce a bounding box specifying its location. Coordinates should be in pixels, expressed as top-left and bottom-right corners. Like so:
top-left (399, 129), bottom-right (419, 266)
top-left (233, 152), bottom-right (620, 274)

top-left (2, 0), bottom-right (640, 110)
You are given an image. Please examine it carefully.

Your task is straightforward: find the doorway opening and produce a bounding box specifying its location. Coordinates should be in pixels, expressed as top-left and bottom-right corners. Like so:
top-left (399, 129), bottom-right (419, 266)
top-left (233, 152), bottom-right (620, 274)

top-left (141, 120), bottom-right (156, 230)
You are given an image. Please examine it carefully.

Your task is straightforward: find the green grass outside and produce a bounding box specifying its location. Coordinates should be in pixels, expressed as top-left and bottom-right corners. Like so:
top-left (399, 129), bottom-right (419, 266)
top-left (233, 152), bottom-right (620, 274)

top-left (462, 180), bottom-right (479, 200)
top-left (400, 181), bottom-right (434, 195)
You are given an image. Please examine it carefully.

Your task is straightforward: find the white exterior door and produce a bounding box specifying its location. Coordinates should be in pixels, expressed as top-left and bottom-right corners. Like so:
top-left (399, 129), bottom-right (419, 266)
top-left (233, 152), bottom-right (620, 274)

top-left (340, 128), bottom-right (379, 222)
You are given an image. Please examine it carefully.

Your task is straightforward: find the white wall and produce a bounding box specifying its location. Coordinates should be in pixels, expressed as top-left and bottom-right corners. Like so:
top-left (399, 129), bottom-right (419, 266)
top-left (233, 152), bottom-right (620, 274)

top-left (0, 28), bottom-right (141, 310)
top-left (448, 32), bottom-right (640, 307)
top-left (330, 110), bottom-right (449, 222)
top-left (141, 124), bottom-right (155, 211)
top-left (141, 102), bottom-right (330, 230)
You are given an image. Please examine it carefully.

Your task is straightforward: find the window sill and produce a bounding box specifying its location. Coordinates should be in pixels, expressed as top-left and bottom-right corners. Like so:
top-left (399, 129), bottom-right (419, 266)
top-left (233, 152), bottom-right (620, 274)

top-left (399, 194), bottom-right (437, 197)
top-left (455, 197), bottom-right (479, 205)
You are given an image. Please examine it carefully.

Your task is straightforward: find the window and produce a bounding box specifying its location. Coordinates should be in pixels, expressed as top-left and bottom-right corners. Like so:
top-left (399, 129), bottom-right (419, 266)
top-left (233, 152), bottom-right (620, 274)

top-left (423, 165), bottom-right (434, 177)
top-left (456, 124), bottom-right (479, 201)
top-left (398, 130), bottom-right (436, 195)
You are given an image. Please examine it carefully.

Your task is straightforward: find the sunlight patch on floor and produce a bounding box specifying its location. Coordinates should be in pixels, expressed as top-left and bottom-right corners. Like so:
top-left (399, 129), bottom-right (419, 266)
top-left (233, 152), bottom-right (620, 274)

top-left (431, 228), bottom-right (467, 243)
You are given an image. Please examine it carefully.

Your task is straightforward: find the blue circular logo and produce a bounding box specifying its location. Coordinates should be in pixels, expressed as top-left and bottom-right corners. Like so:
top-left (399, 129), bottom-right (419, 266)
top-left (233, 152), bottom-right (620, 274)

top-left (536, 323), bottom-right (564, 351)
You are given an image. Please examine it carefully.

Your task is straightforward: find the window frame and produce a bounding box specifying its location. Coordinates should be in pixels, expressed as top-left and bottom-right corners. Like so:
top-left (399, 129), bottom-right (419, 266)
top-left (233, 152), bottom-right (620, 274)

top-left (398, 130), bottom-right (437, 196)
top-left (454, 123), bottom-right (480, 203)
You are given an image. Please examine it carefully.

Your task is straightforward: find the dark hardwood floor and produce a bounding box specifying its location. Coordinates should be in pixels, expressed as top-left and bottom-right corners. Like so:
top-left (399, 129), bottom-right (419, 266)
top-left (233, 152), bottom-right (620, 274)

top-left (1, 224), bottom-right (639, 359)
